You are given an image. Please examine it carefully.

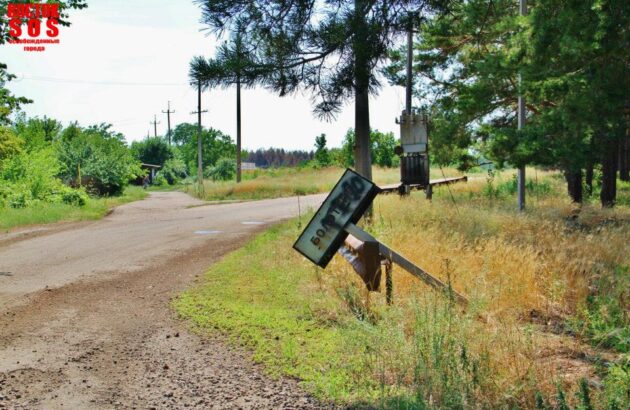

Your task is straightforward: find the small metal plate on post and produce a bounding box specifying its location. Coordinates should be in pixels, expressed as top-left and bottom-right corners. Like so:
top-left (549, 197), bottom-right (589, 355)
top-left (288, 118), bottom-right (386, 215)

top-left (339, 235), bottom-right (382, 291)
top-left (293, 169), bottom-right (380, 268)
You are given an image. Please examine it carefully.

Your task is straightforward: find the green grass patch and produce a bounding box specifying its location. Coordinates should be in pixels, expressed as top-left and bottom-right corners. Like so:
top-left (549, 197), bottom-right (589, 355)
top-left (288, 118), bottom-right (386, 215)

top-left (0, 185), bottom-right (147, 231)
top-left (173, 222), bottom-right (361, 401)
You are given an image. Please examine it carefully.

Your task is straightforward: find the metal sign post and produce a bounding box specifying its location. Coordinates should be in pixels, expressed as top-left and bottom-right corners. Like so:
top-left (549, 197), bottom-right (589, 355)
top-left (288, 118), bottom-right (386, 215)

top-left (344, 223), bottom-right (467, 306)
top-left (294, 170), bottom-right (468, 307)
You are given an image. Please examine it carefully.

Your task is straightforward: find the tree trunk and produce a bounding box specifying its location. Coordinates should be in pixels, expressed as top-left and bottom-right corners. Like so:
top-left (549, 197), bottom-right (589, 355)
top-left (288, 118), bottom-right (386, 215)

top-left (354, 88), bottom-right (372, 181)
top-left (600, 136), bottom-right (619, 208)
top-left (585, 162), bottom-right (594, 197)
top-left (619, 129), bottom-right (629, 182)
top-left (565, 168), bottom-right (583, 203)
top-left (236, 76), bottom-right (242, 183)
top-left (353, 0), bottom-right (372, 182)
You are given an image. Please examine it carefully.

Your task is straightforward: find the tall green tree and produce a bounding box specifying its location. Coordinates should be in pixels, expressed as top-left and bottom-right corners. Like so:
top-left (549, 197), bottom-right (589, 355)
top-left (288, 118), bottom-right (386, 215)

top-left (314, 133), bottom-right (330, 167)
top-left (12, 114), bottom-right (63, 150)
top-left (171, 123), bottom-right (235, 174)
top-left (194, 0), bottom-right (442, 183)
top-left (130, 137), bottom-right (173, 167)
top-left (525, 0), bottom-right (630, 207)
top-left (0, 126), bottom-right (23, 160)
top-left (338, 128), bottom-right (398, 168)
top-left (387, 0), bottom-right (630, 207)
top-left (190, 22), bottom-right (261, 183)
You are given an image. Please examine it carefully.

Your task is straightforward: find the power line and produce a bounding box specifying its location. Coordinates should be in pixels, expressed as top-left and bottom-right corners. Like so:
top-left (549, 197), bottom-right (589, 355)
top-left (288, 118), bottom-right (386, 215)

top-left (20, 75), bottom-right (187, 87)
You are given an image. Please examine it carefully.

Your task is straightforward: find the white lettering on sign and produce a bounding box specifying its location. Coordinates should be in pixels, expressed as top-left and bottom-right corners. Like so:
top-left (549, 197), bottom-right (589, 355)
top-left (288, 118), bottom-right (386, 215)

top-left (293, 169), bottom-right (378, 267)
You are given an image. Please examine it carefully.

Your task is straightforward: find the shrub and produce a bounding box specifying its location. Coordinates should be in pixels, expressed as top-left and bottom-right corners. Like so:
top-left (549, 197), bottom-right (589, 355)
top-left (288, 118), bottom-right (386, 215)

top-left (152, 173), bottom-right (168, 186)
top-left (0, 148), bottom-right (88, 208)
top-left (159, 157), bottom-right (187, 185)
top-left (53, 185), bottom-right (88, 207)
top-left (571, 265), bottom-right (629, 352)
top-left (483, 173), bottom-right (552, 200)
top-left (603, 360), bottom-right (630, 409)
top-left (0, 148), bottom-right (59, 206)
top-left (205, 157), bottom-right (236, 181)
top-left (0, 126), bottom-right (23, 160)
top-left (56, 124), bottom-right (142, 196)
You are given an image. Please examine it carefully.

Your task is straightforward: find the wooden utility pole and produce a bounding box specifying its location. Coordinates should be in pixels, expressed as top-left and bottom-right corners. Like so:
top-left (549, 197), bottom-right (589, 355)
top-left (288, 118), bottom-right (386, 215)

top-left (236, 75), bottom-right (242, 183)
top-left (191, 80), bottom-right (208, 193)
top-left (517, 0), bottom-right (527, 212)
top-left (150, 115), bottom-right (160, 138)
top-left (405, 15), bottom-right (413, 117)
top-left (353, 0), bottom-right (373, 184)
top-left (162, 101), bottom-right (175, 145)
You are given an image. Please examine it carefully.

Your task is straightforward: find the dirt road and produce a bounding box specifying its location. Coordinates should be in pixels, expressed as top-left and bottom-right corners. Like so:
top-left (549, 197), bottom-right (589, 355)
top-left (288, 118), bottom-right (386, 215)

top-left (0, 192), bottom-right (327, 409)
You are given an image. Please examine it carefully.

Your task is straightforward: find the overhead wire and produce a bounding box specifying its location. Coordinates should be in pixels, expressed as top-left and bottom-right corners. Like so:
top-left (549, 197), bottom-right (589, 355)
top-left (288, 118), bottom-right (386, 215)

top-left (20, 75), bottom-right (188, 87)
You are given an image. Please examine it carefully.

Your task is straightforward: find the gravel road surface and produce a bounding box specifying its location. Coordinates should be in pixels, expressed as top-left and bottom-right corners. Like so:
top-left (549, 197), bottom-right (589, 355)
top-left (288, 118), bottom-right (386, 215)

top-left (0, 192), bottom-right (327, 409)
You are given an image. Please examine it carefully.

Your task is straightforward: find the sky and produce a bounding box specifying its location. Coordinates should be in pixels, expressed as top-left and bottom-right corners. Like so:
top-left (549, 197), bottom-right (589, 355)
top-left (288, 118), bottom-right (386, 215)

top-left (1, 0), bottom-right (409, 151)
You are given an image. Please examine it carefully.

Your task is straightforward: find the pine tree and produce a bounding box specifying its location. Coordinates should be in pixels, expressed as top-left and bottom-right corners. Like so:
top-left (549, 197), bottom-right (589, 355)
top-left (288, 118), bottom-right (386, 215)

top-left (193, 0), bottom-right (444, 182)
top-left (190, 22), bottom-right (263, 183)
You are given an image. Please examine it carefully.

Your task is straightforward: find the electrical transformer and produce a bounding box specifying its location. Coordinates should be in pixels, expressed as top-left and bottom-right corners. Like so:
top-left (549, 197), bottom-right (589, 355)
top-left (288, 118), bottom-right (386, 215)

top-left (397, 110), bottom-right (429, 186)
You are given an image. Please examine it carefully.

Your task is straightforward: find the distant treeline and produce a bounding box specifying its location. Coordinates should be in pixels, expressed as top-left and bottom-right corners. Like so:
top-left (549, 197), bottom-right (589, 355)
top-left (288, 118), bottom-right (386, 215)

top-left (244, 148), bottom-right (314, 168)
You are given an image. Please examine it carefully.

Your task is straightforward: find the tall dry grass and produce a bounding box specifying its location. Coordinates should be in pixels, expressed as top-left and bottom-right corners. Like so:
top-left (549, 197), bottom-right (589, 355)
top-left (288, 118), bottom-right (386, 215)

top-left (319, 169), bottom-right (630, 407)
top-left (185, 166), bottom-right (464, 201)
top-left (175, 167), bottom-right (628, 407)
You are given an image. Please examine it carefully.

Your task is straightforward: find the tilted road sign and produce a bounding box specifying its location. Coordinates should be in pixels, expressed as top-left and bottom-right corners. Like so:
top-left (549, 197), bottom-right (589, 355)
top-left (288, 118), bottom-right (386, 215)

top-left (293, 169), bottom-right (380, 268)
top-left (294, 169), bottom-right (468, 307)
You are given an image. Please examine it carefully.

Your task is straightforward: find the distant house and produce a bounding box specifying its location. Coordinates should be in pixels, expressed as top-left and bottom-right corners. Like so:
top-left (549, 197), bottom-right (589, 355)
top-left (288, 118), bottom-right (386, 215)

top-left (241, 162), bottom-right (256, 170)
top-left (133, 163), bottom-right (161, 185)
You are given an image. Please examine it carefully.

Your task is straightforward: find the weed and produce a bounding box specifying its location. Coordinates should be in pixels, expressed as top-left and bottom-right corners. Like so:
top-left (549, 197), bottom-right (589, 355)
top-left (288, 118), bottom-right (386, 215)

top-left (571, 266), bottom-right (629, 352)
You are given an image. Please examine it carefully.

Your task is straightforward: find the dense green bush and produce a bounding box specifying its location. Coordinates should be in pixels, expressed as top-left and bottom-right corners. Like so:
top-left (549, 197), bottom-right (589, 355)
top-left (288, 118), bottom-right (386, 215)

top-left (56, 124), bottom-right (142, 196)
top-left (0, 126), bottom-right (23, 160)
top-left (158, 157), bottom-right (187, 185)
top-left (1, 113), bottom-right (145, 215)
top-left (337, 128), bottom-right (399, 168)
top-left (0, 148), bottom-right (87, 208)
top-left (130, 137), bottom-right (173, 167)
top-left (205, 157), bottom-right (236, 181)
top-left (152, 173), bottom-right (168, 187)
top-left (53, 185), bottom-right (89, 206)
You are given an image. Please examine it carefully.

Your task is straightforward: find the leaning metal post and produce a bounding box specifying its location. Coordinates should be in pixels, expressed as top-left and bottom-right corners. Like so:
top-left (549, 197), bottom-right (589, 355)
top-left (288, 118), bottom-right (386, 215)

top-left (344, 223), bottom-right (468, 307)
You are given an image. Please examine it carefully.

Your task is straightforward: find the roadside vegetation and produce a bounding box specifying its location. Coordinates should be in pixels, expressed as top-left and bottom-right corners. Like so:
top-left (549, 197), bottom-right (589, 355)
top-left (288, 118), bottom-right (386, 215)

top-left (0, 113), bottom-right (147, 230)
top-left (175, 170), bottom-right (629, 409)
top-left (0, 186), bottom-right (146, 231)
top-left (183, 166), bottom-right (403, 201)
top-left (182, 129), bottom-right (424, 201)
